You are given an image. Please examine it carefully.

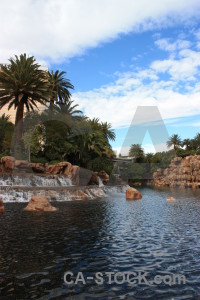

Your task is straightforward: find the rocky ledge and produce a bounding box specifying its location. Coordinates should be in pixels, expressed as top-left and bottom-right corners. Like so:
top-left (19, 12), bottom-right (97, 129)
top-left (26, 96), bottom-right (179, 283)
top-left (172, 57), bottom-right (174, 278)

top-left (0, 156), bottom-right (109, 186)
top-left (153, 155), bottom-right (200, 188)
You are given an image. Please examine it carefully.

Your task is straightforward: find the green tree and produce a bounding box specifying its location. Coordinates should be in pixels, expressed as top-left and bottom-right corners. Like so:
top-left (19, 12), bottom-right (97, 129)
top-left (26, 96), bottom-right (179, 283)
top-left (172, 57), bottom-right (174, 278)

top-left (0, 114), bottom-right (14, 154)
top-left (23, 124), bottom-right (46, 162)
top-left (129, 144), bottom-right (144, 162)
top-left (48, 70), bottom-right (74, 110)
top-left (101, 121), bottom-right (116, 141)
top-left (182, 138), bottom-right (192, 151)
top-left (0, 54), bottom-right (49, 143)
top-left (167, 134), bottom-right (182, 155)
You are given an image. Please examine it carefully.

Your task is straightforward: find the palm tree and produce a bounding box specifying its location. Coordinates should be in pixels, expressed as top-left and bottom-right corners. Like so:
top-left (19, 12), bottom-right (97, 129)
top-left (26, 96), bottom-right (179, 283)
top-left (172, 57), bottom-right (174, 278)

top-left (101, 122), bottom-right (116, 141)
top-left (55, 99), bottom-right (82, 119)
top-left (129, 144), bottom-right (144, 162)
top-left (167, 134), bottom-right (182, 155)
top-left (48, 70), bottom-right (74, 110)
top-left (0, 54), bottom-right (49, 143)
top-left (182, 138), bottom-right (191, 151)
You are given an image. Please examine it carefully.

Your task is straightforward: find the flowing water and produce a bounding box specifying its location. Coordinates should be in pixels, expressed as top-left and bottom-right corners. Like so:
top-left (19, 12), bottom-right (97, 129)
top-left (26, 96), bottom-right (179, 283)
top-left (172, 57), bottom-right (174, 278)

top-left (0, 175), bottom-right (73, 187)
top-left (1, 187), bottom-right (200, 299)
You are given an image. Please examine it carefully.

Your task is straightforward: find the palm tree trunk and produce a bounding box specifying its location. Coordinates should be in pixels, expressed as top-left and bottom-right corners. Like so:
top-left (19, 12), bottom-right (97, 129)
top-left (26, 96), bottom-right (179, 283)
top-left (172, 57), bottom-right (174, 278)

top-left (15, 101), bottom-right (24, 143)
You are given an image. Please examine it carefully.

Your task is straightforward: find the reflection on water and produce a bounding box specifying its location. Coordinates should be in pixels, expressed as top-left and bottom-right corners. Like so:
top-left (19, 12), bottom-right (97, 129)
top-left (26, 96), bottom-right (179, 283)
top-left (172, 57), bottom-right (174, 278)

top-left (1, 187), bottom-right (200, 299)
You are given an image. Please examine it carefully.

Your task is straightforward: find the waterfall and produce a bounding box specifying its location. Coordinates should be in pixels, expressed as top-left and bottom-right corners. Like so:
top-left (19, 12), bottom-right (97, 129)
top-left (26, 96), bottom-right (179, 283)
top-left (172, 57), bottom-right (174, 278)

top-left (0, 174), bottom-right (73, 187)
top-left (98, 176), bottom-right (104, 187)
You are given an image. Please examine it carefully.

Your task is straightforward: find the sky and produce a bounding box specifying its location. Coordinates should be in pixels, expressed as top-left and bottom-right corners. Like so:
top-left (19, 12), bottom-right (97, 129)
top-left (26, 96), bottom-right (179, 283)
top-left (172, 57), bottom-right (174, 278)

top-left (1, 0), bottom-right (200, 155)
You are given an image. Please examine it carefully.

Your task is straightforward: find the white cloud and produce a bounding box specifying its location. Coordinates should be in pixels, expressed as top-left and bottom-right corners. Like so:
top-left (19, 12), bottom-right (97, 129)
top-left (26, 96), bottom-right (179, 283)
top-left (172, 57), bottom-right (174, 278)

top-left (0, 0), bottom-right (200, 63)
top-left (73, 43), bottom-right (200, 129)
top-left (151, 49), bottom-right (200, 80)
top-left (155, 38), bottom-right (191, 52)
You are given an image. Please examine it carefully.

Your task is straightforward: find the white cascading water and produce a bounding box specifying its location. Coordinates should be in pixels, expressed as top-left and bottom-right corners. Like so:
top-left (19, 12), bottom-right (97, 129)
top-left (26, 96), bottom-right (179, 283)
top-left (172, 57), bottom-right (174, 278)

top-left (0, 175), bottom-right (73, 187)
top-left (0, 174), bottom-right (126, 203)
top-left (98, 176), bottom-right (104, 187)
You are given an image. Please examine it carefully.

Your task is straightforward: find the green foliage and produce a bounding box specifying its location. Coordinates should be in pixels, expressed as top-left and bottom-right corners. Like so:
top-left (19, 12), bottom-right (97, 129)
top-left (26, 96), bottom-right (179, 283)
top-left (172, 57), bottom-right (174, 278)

top-left (129, 144), bottom-right (145, 162)
top-left (0, 114), bottom-right (14, 153)
top-left (31, 157), bottom-right (48, 164)
top-left (87, 157), bottom-right (114, 175)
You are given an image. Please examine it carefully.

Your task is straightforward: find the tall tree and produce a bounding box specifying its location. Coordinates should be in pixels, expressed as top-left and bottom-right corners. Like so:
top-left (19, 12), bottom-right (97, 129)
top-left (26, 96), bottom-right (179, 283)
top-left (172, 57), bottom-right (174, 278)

top-left (129, 144), bottom-right (144, 162)
top-left (182, 138), bottom-right (192, 151)
top-left (101, 122), bottom-right (116, 141)
top-left (167, 134), bottom-right (182, 155)
top-left (48, 70), bottom-right (74, 110)
top-left (0, 54), bottom-right (49, 143)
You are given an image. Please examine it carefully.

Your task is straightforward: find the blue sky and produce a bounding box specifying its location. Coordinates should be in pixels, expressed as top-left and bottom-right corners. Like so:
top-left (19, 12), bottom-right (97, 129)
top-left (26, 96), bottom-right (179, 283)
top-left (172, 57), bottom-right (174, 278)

top-left (1, 0), bottom-right (200, 154)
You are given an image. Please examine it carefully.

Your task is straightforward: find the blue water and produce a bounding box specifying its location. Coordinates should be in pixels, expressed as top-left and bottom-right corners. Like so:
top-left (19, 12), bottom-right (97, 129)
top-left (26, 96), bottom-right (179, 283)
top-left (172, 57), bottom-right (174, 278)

top-left (0, 187), bottom-right (200, 299)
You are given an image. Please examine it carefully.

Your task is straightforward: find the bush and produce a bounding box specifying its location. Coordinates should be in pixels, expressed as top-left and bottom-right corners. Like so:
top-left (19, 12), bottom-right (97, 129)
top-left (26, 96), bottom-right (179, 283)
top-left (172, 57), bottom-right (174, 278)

top-left (87, 157), bottom-right (114, 175)
top-left (49, 160), bottom-right (61, 165)
top-left (31, 157), bottom-right (48, 164)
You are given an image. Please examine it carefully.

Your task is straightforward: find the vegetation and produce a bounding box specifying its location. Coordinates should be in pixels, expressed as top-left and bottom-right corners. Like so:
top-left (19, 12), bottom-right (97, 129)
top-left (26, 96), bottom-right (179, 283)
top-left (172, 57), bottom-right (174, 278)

top-left (0, 54), bottom-right (50, 144)
top-left (167, 134), bottom-right (182, 156)
top-left (0, 54), bottom-right (115, 174)
top-left (119, 133), bottom-right (200, 184)
top-left (1, 53), bottom-right (200, 180)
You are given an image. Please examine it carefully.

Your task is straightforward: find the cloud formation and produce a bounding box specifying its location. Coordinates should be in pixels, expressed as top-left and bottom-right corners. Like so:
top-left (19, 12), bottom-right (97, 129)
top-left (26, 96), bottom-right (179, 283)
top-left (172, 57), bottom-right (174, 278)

top-left (73, 39), bottom-right (200, 129)
top-left (0, 0), bottom-right (200, 63)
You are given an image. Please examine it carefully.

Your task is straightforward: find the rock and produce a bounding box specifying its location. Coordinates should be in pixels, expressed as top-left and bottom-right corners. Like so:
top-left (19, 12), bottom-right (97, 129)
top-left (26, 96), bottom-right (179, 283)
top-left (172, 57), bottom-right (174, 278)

top-left (98, 171), bottom-right (109, 185)
top-left (1, 156), bottom-right (15, 171)
top-left (62, 162), bottom-right (72, 176)
top-left (70, 190), bottom-right (89, 200)
top-left (0, 198), bottom-right (4, 215)
top-left (45, 164), bottom-right (62, 175)
top-left (167, 197), bottom-right (175, 201)
top-left (30, 163), bottom-right (45, 173)
top-left (153, 155), bottom-right (200, 189)
top-left (126, 187), bottom-right (142, 200)
top-left (89, 173), bottom-right (99, 185)
top-left (89, 187), bottom-right (105, 198)
top-left (70, 165), bottom-right (80, 185)
top-left (15, 160), bottom-right (30, 169)
top-left (24, 196), bottom-right (58, 212)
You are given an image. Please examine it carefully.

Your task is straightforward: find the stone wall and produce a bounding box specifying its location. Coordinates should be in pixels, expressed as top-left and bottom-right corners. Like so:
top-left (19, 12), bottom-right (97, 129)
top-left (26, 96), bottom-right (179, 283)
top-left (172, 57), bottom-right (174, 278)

top-left (153, 155), bottom-right (200, 188)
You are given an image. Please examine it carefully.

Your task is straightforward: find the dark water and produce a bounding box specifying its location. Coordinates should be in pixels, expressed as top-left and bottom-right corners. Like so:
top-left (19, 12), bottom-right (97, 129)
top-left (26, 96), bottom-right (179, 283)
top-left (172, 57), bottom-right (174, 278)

top-left (1, 187), bottom-right (200, 299)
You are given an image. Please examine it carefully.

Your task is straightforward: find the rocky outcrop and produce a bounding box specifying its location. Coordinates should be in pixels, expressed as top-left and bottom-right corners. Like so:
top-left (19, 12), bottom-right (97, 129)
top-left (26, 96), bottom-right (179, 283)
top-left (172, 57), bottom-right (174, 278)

top-left (89, 172), bottom-right (99, 185)
top-left (0, 156), bottom-right (109, 187)
top-left (126, 187), bottom-right (142, 200)
top-left (0, 198), bottom-right (4, 215)
top-left (0, 156), bottom-right (80, 184)
top-left (24, 196), bottom-right (58, 212)
top-left (153, 155), bottom-right (200, 188)
top-left (97, 171), bottom-right (109, 185)
top-left (1, 156), bottom-right (15, 172)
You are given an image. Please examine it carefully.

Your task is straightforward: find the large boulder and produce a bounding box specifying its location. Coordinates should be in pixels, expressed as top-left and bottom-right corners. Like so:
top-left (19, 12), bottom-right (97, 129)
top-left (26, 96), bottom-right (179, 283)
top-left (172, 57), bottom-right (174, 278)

top-left (89, 172), bottom-right (99, 185)
top-left (1, 156), bottom-right (15, 171)
top-left (30, 163), bottom-right (45, 173)
top-left (71, 165), bottom-right (80, 185)
top-left (98, 171), bottom-right (109, 185)
top-left (45, 164), bottom-right (63, 175)
top-left (126, 187), bottom-right (142, 200)
top-left (0, 198), bottom-right (4, 215)
top-left (15, 160), bottom-right (30, 170)
top-left (24, 195), bottom-right (58, 212)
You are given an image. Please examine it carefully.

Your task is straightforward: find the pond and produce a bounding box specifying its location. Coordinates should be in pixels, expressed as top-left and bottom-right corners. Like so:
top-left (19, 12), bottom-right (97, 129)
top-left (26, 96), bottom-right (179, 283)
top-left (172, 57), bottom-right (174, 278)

top-left (0, 187), bottom-right (200, 299)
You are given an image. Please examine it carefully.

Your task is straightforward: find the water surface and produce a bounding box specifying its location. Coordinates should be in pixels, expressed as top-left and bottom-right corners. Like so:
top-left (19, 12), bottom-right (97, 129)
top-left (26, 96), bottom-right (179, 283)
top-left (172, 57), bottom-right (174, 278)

top-left (1, 187), bottom-right (200, 299)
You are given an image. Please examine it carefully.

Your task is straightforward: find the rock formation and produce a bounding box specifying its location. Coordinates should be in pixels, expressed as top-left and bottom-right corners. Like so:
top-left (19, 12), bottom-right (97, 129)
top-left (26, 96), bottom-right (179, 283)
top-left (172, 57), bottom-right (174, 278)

top-left (98, 170), bottom-right (109, 185)
top-left (0, 156), bottom-right (110, 188)
top-left (126, 187), bottom-right (142, 200)
top-left (0, 198), bottom-right (4, 215)
top-left (153, 155), bottom-right (200, 188)
top-left (24, 196), bottom-right (58, 212)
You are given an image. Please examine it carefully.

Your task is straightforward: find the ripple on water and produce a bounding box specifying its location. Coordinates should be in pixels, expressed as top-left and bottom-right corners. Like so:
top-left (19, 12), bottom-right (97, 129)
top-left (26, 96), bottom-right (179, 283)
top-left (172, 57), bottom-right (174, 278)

top-left (0, 187), bottom-right (200, 299)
